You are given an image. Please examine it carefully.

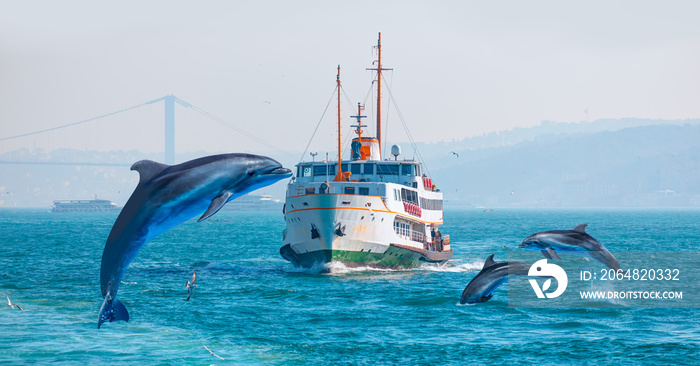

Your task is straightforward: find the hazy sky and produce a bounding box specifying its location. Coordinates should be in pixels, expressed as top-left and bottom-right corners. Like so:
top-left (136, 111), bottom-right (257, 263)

top-left (1, 0), bottom-right (699, 155)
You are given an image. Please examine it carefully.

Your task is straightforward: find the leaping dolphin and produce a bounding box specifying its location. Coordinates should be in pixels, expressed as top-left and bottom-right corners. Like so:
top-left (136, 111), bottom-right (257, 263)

top-left (98, 153), bottom-right (291, 329)
top-left (459, 254), bottom-right (531, 304)
top-left (519, 223), bottom-right (621, 271)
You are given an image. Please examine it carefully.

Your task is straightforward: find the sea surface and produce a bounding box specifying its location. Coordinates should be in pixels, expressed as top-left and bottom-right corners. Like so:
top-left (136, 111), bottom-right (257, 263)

top-left (1, 208), bottom-right (699, 365)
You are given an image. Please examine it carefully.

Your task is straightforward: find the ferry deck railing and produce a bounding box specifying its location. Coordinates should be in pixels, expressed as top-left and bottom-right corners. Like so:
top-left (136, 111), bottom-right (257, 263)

top-left (394, 226), bottom-right (425, 243)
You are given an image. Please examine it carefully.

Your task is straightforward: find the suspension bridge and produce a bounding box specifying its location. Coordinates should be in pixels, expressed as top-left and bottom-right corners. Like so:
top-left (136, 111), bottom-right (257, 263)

top-left (0, 95), bottom-right (284, 167)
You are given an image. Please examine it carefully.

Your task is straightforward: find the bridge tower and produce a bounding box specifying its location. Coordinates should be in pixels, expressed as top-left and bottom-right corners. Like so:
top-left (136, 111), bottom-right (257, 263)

top-left (164, 95), bottom-right (175, 164)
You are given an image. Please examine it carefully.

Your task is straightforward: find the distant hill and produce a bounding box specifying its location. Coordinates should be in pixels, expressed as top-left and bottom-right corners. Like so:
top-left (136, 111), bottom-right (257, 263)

top-left (1, 118), bottom-right (699, 208)
top-left (425, 122), bottom-right (700, 207)
top-left (411, 118), bottom-right (700, 167)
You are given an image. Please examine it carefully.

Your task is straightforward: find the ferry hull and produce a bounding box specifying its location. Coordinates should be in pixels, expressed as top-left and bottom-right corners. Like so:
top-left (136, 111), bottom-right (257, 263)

top-left (280, 243), bottom-right (452, 270)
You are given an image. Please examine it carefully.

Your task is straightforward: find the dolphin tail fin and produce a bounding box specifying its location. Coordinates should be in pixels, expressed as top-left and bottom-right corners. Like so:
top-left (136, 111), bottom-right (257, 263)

top-left (97, 297), bottom-right (130, 329)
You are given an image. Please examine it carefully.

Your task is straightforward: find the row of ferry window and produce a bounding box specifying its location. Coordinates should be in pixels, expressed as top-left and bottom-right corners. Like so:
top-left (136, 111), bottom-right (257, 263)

top-left (305, 186), bottom-right (371, 196)
top-left (393, 188), bottom-right (443, 211)
top-left (298, 163), bottom-right (421, 177)
top-left (301, 184), bottom-right (442, 211)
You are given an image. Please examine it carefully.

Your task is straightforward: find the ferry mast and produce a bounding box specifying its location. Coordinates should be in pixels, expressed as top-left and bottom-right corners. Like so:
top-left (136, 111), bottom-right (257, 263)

top-left (367, 32), bottom-right (392, 156)
top-left (334, 65), bottom-right (343, 181)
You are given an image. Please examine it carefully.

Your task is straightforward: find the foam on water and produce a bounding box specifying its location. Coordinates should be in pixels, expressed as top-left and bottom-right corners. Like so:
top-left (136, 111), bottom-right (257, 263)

top-left (420, 259), bottom-right (485, 273)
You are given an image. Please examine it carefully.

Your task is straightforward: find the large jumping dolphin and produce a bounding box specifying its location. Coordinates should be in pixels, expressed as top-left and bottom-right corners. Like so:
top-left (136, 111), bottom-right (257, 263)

top-left (519, 223), bottom-right (621, 271)
top-left (98, 153), bottom-right (291, 329)
top-left (459, 254), bottom-right (531, 304)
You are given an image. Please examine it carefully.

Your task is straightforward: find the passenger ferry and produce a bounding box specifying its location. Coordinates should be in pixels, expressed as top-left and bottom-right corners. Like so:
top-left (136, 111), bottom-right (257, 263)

top-left (280, 33), bottom-right (452, 269)
top-left (52, 197), bottom-right (120, 213)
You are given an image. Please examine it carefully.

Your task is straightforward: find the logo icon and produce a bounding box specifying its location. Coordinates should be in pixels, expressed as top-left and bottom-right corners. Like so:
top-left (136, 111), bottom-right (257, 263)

top-left (528, 259), bottom-right (568, 299)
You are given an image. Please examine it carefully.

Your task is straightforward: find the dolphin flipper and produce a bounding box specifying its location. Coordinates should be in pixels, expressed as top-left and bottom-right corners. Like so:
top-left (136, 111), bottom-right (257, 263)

top-left (589, 250), bottom-right (621, 271)
top-left (98, 297), bottom-right (130, 329)
top-left (545, 247), bottom-right (561, 260)
top-left (198, 191), bottom-right (233, 222)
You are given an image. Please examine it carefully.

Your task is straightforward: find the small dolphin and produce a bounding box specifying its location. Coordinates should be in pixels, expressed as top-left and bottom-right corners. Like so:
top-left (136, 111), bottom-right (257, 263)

top-left (459, 254), bottom-right (531, 304)
top-left (519, 223), bottom-right (621, 271)
top-left (98, 153), bottom-right (291, 329)
top-left (5, 294), bottom-right (23, 310)
top-left (186, 270), bottom-right (197, 301)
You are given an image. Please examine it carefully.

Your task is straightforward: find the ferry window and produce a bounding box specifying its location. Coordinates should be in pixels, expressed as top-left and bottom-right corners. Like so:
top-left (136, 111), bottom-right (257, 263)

top-left (363, 164), bottom-right (374, 175)
top-left (306, 187), bottom-right (315, 194)
top-left (351, 164), bottom-right (362, 175)
top-left (344, 187), bottom-right (355, 195)
top-left (415, 166), bottom-right (421, 177)
top-left (313, 164), bottom-right (336, 176)
top-left (401, 164), bottom-right (412, 176)
top-left (299, 165), bottom-right (312, 177)
top-left (341, 164), bottom-right (348, 172)
top-left (377, 163), bottom-right (399, 175)
top-left (359, 187), bottom-right (369, 195)
top-left (401, 188), bottom-right (418, 204)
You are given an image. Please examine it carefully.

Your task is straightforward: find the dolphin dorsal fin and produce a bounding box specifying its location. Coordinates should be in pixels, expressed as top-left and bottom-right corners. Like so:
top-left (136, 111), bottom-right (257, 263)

top-left (131, 160), bottom-right (169, 185)
top-left (483, 254), bottom-right (497, 269)
top-left (572, 223), bottom-right (588, 233)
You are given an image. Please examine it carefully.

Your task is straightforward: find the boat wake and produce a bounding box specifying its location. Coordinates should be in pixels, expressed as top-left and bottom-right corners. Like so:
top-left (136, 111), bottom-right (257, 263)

top-left (283, 260), bottom-right (485, 275)
top-left (420, 260), bottom-right (484, 273)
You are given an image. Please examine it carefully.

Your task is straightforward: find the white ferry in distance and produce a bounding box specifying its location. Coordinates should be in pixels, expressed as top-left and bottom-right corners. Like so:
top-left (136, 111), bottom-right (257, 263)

top-left (52, 196), bottom-right (120, 213)
top-left (280, 33), bottom-right (452, 269)
top-left (222, 193), bottom-right (284, 211)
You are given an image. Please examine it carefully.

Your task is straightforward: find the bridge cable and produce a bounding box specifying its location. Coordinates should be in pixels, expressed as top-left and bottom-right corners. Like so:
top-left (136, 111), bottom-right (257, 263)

top-left (184, 102), bottom-right (288, 155)
top-left (0, 97), bottom-right (165, 142)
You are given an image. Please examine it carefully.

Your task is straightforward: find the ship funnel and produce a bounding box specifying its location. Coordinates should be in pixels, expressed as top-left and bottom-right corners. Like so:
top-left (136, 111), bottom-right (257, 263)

top-left (351, 137), bottom-right (381, 161)
top-left (391, 145), bottom-right (401, 160)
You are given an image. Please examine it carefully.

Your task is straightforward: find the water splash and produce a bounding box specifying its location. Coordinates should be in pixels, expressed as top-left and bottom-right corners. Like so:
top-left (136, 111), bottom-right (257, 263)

top-left (421, 260), bottom-right (484, 273)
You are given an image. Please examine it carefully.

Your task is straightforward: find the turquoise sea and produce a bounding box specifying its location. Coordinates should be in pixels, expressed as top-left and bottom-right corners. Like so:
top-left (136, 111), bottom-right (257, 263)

top-left (1, 208), bottom-right (699, 365)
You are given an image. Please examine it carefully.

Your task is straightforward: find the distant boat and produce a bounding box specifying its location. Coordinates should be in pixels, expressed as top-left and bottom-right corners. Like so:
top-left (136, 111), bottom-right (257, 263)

top-left (51, 196), bottom-right (120, 213)
top-left (222, 193), bottom-right (284, 211)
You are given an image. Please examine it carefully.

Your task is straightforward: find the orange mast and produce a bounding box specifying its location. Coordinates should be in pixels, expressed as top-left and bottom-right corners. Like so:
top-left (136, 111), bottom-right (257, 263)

top-left (333, 65), bottom-right (343, 182)
top-left (366, 32), bottom-right (391, 157)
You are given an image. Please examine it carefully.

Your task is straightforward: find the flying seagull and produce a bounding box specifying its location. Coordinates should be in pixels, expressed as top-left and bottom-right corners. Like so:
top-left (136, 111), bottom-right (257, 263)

top-left (450, 151), bottom-right (459, 157)
top-left (185, 270), bottom-right (198, 301)
top-left (5, 294), bottom-right (23, 310)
